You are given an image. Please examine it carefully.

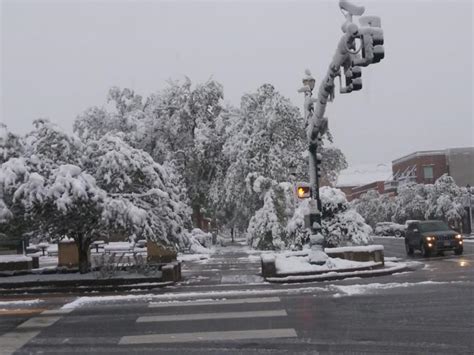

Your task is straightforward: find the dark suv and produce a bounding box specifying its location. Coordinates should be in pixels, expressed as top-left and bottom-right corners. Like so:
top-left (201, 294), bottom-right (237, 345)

top-left (405, 220), bottom-right (463, 257)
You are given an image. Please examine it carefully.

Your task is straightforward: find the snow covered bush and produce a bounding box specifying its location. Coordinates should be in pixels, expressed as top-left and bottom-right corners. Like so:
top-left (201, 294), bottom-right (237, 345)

top-left (247, 180), bottom-right (294, 250)
top-left (319, 187), bottom-right (373, 247)
top-left (286, 187), bottom-right (373, 248)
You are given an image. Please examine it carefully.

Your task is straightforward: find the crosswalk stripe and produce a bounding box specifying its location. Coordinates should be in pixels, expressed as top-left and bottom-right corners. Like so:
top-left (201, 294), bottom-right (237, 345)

top-left (16, 316), bottom-right (61, 329)
top-left (0, 330), bottom-right (41, 355)
top-left (119, 328), bottom-right (297, 344)
top-left (149, 297), bottom-right (281, 308)
top-left (137, 309), bottom-right (287, 323)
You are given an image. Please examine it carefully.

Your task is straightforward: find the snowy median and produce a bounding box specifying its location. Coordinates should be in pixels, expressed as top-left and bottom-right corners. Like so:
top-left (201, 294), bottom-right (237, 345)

top-left (262, 245), bottom-right (408, 283)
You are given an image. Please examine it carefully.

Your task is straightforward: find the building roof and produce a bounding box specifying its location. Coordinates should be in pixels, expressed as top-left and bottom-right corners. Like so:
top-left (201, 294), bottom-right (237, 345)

top-left (336, 163), bottom-right (392, 187)
top-left (392, 150), bottom-right (445, 165)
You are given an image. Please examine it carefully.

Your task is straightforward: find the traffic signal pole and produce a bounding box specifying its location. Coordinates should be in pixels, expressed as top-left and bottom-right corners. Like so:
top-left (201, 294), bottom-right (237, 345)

top-left (298, 0), bottom-right (384, 246)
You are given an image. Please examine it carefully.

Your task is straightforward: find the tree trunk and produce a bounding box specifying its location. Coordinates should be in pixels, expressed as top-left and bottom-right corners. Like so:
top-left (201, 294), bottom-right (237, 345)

top-left (76, 239), bottom-right (90, 274)
top-left (231, 226), bottom-right (235, 243)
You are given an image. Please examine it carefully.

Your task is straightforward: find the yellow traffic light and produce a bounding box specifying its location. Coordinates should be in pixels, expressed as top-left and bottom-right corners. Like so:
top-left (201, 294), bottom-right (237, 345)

top-left (296, 185), bottom-right (311, 199)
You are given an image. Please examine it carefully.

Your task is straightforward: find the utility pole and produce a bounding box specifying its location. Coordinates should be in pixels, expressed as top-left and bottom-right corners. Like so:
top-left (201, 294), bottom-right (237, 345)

top-left (297, 0), bottom-right (385, 247)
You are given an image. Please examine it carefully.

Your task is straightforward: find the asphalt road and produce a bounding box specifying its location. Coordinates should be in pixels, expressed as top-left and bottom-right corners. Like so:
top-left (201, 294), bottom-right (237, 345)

top-left (1, 238), bottom-right (473, 354)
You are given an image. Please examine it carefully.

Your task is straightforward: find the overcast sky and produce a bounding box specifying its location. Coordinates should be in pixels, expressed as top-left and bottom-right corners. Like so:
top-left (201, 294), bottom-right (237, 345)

top-left (1, 0), bottom-right (473, 166)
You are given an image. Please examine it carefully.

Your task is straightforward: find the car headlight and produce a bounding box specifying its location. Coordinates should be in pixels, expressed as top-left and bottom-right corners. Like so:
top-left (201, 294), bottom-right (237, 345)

top-left (455, 234), bottom-right (463, 240)
top-left (426, 236), bottom-right (436, 242)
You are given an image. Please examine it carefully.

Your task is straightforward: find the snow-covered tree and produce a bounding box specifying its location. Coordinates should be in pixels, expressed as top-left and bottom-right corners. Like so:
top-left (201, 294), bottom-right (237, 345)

top-left (246, 178), bottom-right (294, 250)
top-left (0, 158), bottom-right (36, 240)
top-left (351, 190), bottom-right (395, 228)
top-left (424, 174), bottom-right (465, 226)
top-left (145, 79), bottom-right (225, 225)
top-left (24, 119), bottom-right (83, 176)
top-left (392, 182), bottom-right (429, 223)
top-left (217, 84), bottom-right (306, 230)
top-left (319, 146), bottom-right (348, 186)
top-left (83, 133), bottom-right (191, 248)
top-left (35, 165), bottom-right (108, 273)
top-left (0, 124), bottom-right (23, 164)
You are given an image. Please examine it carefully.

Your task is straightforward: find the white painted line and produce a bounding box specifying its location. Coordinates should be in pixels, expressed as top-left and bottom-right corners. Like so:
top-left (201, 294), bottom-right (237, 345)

top-left (0, 330), bottom-right (40, 355)
top-left (137, 309), bottom-right (287, 323)
top-left (119, 328), bottom-right (297, 345)
top-left (41, 308), bottom-right (73, 315)
top-left (16, 316), bottom-right (61, 329)
top-left (149, 297), bottom-right (281, 308)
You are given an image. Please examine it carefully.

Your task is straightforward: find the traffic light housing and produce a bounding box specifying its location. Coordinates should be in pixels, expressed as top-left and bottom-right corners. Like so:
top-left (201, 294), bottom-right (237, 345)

top-left (357, 16), bottom-right (385, 65)
top-left (341, 64), bottom-right (363, 93)
top-left (295, 183), bottom-right (312, 199)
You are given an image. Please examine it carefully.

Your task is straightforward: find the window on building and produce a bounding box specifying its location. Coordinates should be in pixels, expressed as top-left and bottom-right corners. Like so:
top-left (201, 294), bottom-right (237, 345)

top-left (423, 165), bottom-right (434, 179)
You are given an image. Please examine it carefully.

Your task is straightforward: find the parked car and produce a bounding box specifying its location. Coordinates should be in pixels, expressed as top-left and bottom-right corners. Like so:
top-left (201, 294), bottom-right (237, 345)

top-left (405, 220), bottom-right (463, 257)
top-left (374, 222), bottom-right (406, 237)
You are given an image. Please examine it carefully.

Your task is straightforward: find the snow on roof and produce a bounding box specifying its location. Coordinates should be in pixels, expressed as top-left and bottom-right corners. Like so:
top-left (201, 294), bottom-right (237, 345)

top-left (336, 163), bottom-right (392, 187)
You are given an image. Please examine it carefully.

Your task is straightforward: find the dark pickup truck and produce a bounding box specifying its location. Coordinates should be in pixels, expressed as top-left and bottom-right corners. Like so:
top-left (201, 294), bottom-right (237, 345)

top-left (405, 220), bottom-right (463, 257)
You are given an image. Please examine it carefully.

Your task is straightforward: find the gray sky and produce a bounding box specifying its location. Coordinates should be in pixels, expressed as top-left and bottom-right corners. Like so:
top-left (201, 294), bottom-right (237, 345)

top-left (1, 0), bottom-right (473, 166)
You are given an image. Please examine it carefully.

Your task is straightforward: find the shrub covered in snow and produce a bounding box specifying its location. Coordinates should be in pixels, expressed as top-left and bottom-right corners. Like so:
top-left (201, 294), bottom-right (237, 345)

top-left (247, 181), bottom-right (294, 250)
top-left (286, 187), bottom-right (373, 249)
top-left (181, 228), bottom-right (213, 254)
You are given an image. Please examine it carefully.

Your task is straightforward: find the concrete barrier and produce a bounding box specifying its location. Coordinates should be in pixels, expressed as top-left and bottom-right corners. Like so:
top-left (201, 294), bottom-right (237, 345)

top-left (161, 262), bottom-right (182, 282)
top-left (0, 256), bottom-right (33, 272)
top-left (325, 245), bottom-right (384, 266)
top-left (261, 254), bottom-right (276, 278)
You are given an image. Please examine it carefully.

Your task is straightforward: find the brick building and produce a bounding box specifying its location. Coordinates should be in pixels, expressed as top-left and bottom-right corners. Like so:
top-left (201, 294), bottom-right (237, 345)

top-left (385, 147), bottom-right (474, 192)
